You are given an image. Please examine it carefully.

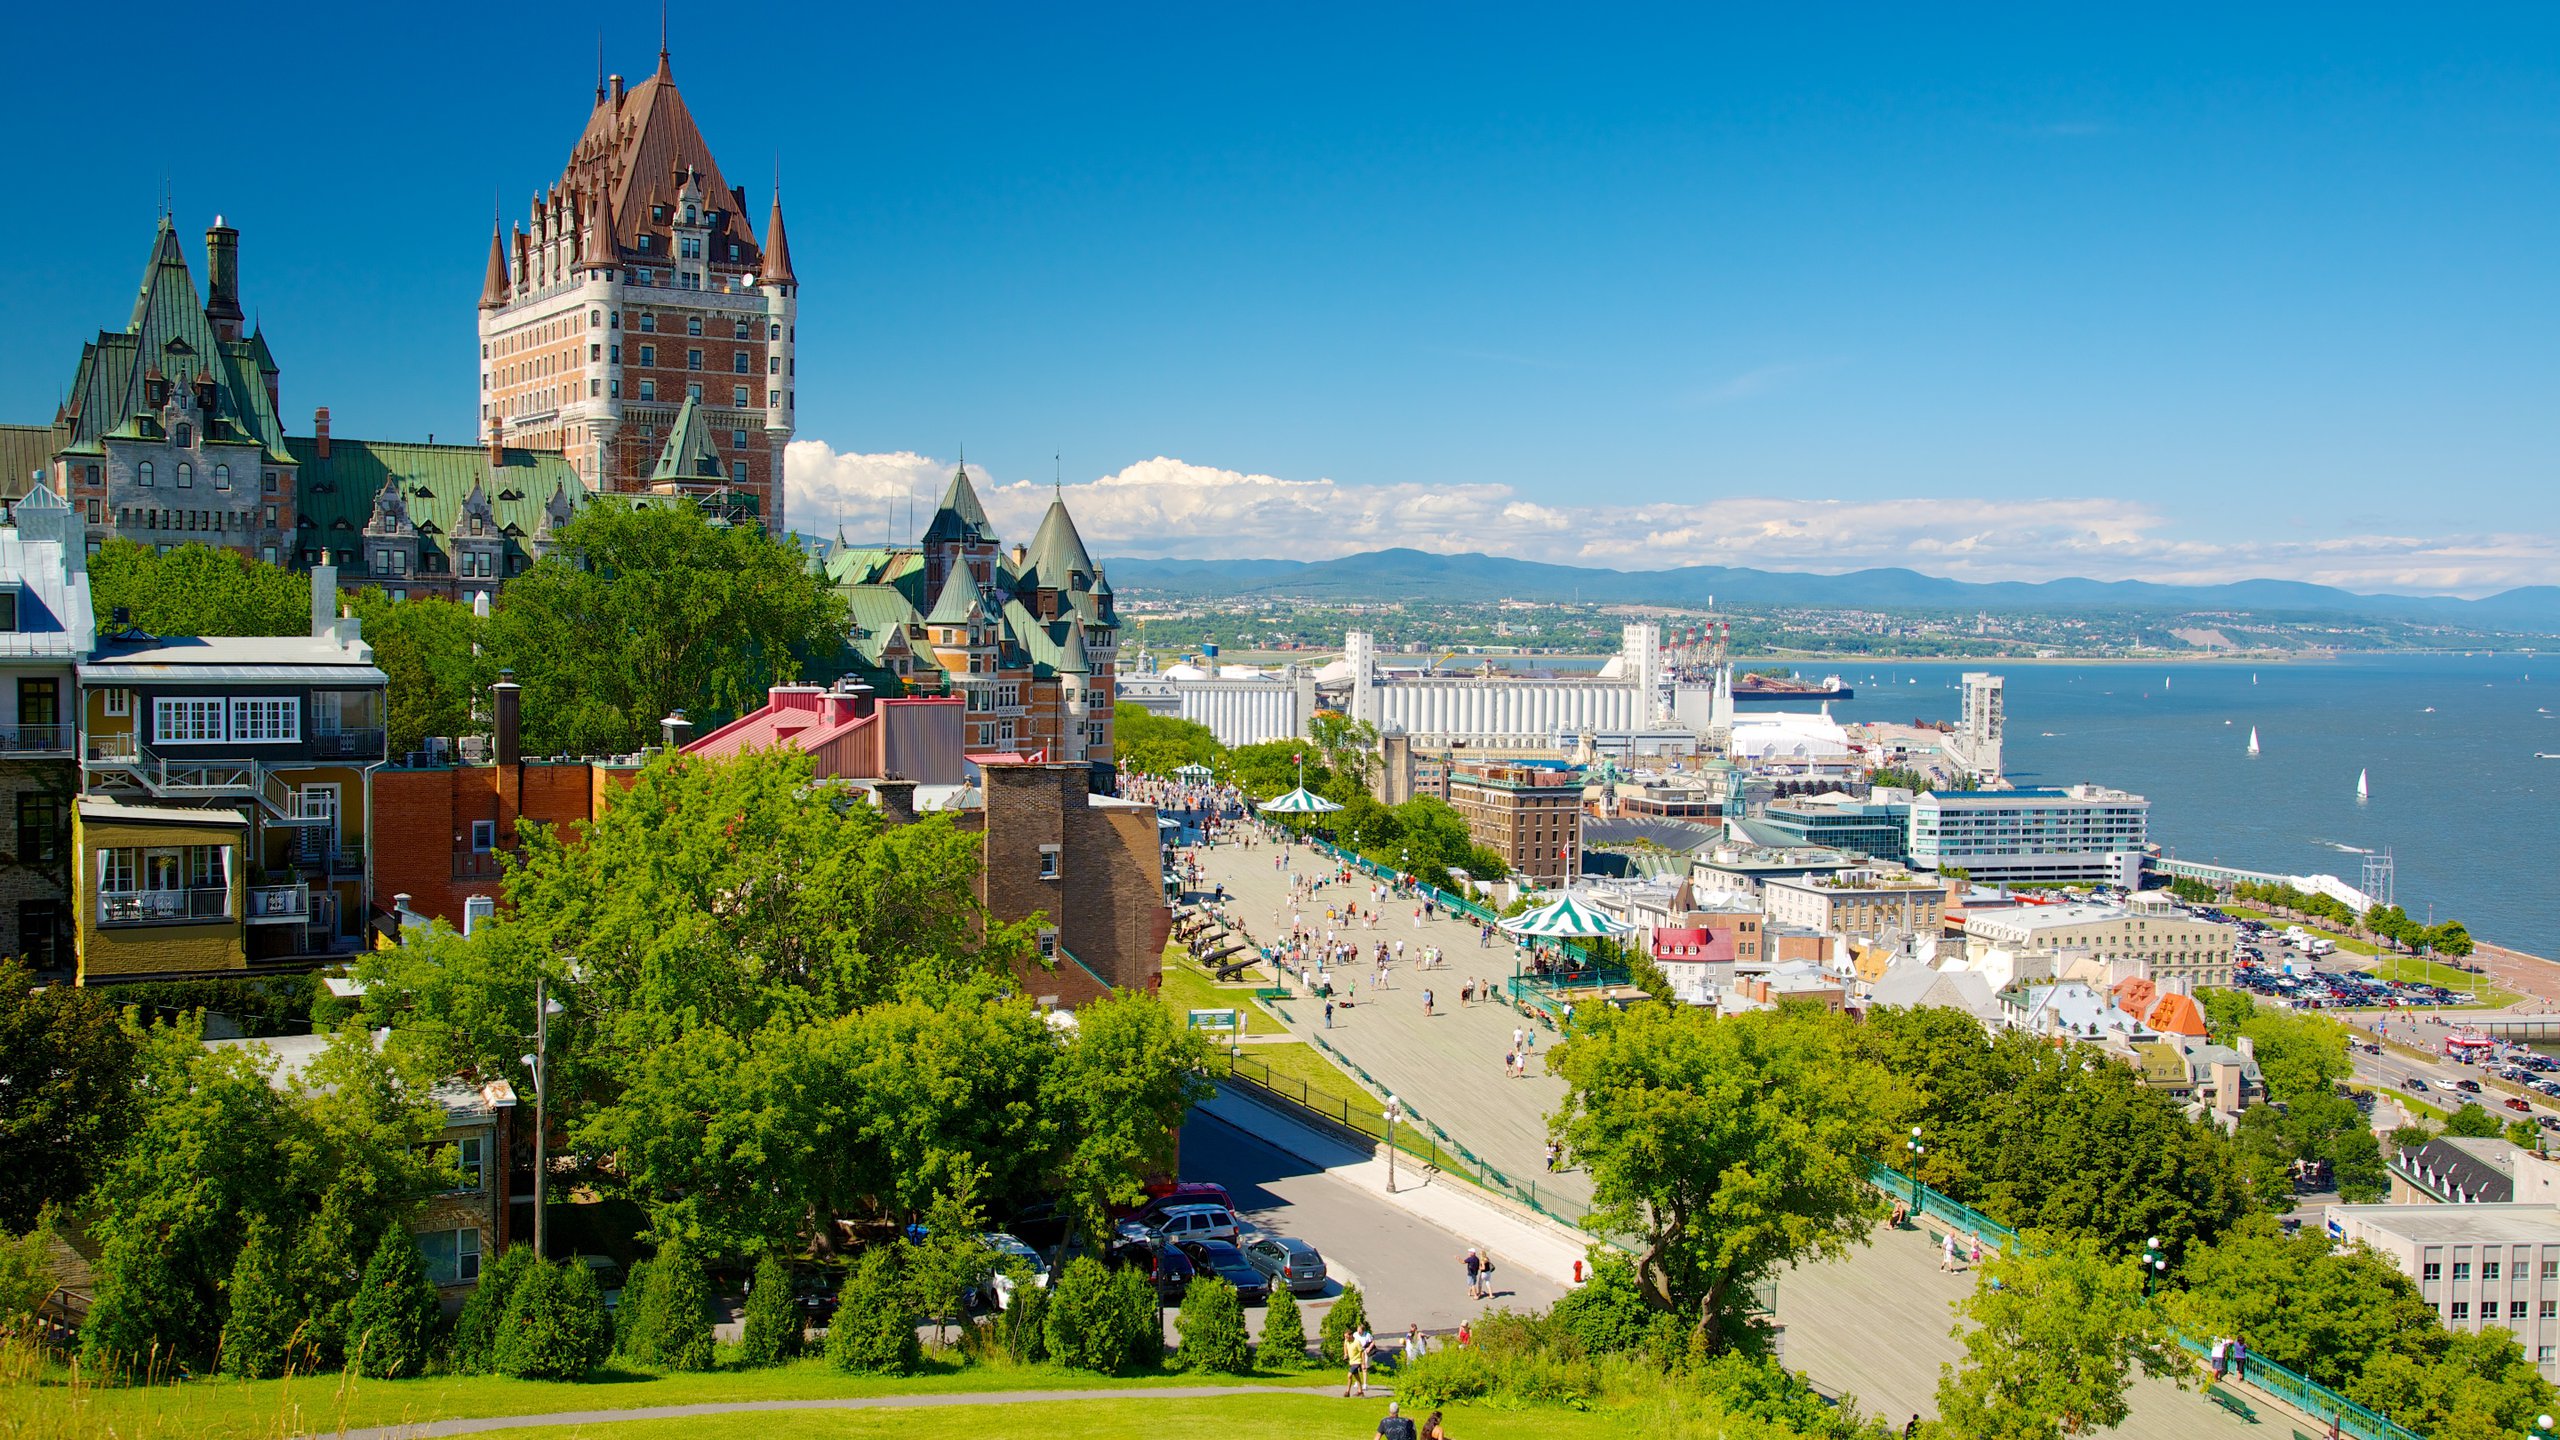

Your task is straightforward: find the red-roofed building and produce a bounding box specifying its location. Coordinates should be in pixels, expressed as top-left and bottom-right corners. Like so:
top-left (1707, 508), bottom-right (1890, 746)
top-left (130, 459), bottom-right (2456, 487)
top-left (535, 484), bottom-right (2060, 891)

top-left (684, 683), bottom-right (964, 784)
top-left (2147, 991), bottom-right (2211, 1039)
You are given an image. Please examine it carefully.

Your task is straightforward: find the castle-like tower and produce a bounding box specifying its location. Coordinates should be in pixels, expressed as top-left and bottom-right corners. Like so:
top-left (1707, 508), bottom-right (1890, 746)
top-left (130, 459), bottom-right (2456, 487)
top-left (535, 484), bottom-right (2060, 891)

top-left (477, 46), bottom-right (798, 530)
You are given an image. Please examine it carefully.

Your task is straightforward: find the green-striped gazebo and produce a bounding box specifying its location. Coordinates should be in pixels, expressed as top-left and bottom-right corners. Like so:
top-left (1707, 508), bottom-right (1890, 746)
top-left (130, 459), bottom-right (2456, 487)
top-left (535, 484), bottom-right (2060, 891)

top-left (1499, 894), bottom-right (1632, 938)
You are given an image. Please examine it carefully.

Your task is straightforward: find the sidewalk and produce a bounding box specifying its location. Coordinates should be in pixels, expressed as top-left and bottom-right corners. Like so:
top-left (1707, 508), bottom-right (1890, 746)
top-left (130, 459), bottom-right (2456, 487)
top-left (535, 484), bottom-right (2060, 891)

top-left (1198, 1083), bottom-right (1596, 1289)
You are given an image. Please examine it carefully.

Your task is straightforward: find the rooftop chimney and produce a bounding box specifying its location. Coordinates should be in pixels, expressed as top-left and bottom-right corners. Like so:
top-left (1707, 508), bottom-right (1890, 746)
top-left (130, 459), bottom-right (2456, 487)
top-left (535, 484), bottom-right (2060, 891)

top-left (204, 218), bottom-right (242, 339)
top-left (611, 73), bottom-right (626, 104)
top-left (661, 709), bottom-right (693, 751)
top-left (313, 406), bottom-right (332, 460)
top-left (310, 565), bottom-right (337, 638)
top-left (493, 670), bottom-right (522, 768)
top-left (487, 417), bottom-right (505, 467)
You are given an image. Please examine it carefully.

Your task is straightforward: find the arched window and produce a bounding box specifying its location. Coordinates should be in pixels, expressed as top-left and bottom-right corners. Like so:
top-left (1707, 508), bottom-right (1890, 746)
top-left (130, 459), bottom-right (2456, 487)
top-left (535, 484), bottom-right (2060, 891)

top-left (177, 463), bottom-right (194, 489)
top-left (212, 464), bottom-right (230, 490)
top-left (137, 461), bottom-right (154, 487)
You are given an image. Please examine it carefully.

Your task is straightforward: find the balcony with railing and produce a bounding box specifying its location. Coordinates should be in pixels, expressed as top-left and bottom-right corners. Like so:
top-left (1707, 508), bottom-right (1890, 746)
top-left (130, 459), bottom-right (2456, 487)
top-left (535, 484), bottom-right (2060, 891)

top-left (99, 887), bottom-right (233, 925)
top-left (454, 847), bottom-right (509, 880)
top-left (0, 722), bottom-right (72, 755)
top-left (246, 883), bottom-right (310, 924)
top-left (311, 728), bottom-right (388, 761)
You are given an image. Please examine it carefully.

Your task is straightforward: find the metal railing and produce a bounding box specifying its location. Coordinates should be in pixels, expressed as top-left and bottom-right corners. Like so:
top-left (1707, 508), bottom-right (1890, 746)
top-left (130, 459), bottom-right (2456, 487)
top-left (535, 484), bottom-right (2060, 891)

top-left (311, 728), bottom-right (387, 760)
top-left (85, 732), bottom-right (138, 763)
top-left (1861, 1159), bottom-right (2424, 1440)
top-left (98, 887), bottom-right (231, 924)
top-left (454, 848), bottom-right (507, 880)
top-left (0, 722), bottom-right (72, 754)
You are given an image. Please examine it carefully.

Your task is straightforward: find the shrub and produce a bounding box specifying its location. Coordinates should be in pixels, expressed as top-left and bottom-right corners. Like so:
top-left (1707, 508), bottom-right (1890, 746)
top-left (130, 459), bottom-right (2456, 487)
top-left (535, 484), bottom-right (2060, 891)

top-left (1550, 1253), bottom-right (1652, 1357)
top-left (613, 1258), bottom-right (659, 1363)
top-left (217, 1217), bottom-right (299, 1379)
top-left (1045, 1256), bottom-right (1140, 1374)
top-left (496, 1259), bottom-right (612, 1380)
top-left (344, 1230), bottom-right (442, 1379)
top-left (1258, 1285), bottom-right (1307, 1372)
top-left (1317, 1282), bottom-right (1369, 1367)
top-left (646, 1242), bottom-right (715, 1372)
top-left (1395, 1343), bottom-right (1500, 1406)
top-left (824, 1247), bottom-right (920, 1375)
top-left (1113, 1263), bottom-right (1164, 1372)
top-left (738, 1253), bottom-right (804, 1365)
top-left (1174, 1275), bottom-right (1250, 1374)
top-left (994, 1278), bottom-right (1050, 1364)
top-left (450, 1244), bottom-right (536, 1373)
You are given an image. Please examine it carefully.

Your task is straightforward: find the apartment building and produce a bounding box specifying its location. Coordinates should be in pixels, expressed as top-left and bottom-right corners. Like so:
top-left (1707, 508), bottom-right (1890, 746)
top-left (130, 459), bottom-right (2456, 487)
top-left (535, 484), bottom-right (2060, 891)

top-left (0, 488), bottom-right (88, 973)
top-left (1907, 784), bottom-right (2148, 886)
top-left (1962, 894), bottom-right (2237, 990)
top-left (2326, 1202), bottom-right (2560, 1378)
top-left (72, 567), bottom-right (386, 981)
top-left (1761, 865), bottom-right (1947, 941)
top-left (1447, 759), bottom-right (1583, 883)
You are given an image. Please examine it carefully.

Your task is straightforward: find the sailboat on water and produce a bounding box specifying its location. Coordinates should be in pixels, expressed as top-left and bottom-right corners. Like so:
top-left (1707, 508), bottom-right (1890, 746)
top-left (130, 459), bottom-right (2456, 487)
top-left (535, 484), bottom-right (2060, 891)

top-left (2247, 727), bottom-right (2260, 757)
top-left (2356, 768), bottom-right (2370, 802)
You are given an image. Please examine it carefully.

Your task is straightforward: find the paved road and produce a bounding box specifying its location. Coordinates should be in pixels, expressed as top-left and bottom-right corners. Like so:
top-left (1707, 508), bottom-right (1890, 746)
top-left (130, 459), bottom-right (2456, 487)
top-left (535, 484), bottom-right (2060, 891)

top-left (1186, 835), bottom-right (1596, 1216)
top-left (1179, 1106), bottom-right (1564, 1333)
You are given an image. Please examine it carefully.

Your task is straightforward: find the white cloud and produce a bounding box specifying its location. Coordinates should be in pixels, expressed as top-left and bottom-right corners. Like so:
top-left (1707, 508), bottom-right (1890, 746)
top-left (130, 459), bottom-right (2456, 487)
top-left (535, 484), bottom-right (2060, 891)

top-left (783, 439), bottom-right (2560, 597)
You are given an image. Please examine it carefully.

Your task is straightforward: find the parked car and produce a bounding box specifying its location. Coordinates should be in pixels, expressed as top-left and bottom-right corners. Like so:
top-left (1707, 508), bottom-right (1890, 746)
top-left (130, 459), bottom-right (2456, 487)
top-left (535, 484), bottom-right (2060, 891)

top-left (1103, 1234), bottom-right (1195, 1301)
top-left (976, 1232), bottom-right (1050, 1310)
top-left (1176, 1240), bottom-right (1270, 1304)
top-left (1242, 1235), bottom-right (1329, 1297)
top-left (1144, 1203), bottom-right (1241, 1244)
top-left (1136, 1181), bottom-right (1235, 1214)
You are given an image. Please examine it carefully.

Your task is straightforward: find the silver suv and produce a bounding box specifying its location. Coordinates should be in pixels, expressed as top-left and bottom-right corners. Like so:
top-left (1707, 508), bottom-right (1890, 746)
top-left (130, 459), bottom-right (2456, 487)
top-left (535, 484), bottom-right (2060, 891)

top-left (1146, 1203), bottom-right (1240, 1244)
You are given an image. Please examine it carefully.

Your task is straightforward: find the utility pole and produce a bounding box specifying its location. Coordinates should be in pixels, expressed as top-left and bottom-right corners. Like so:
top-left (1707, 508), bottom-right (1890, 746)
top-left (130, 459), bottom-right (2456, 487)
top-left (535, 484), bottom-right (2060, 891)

top-left (521, 977), bottom-right (549, 1260)
top-left (1384, 1094), bottom-right (1403, 1194)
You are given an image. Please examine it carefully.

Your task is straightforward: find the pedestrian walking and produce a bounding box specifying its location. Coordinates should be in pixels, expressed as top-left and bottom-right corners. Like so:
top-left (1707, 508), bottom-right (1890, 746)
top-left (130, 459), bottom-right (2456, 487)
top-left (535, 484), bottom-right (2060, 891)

top-left (1460, 979), bottom-right (1474, 1007)
top-left (1545, 1140), bottom-right (1560, 1172)
top-left (2209, 1336), bottom-right (2228, 1381)
top-left (1462, 1247), bottom-right (1484, 1298)
top-left (1325, 999), bottom-right (1335, 1029)
top-left (2233, 1335), bottom-right (2249, 1384)
top-left (1355, 1325), bottom-right (1375, 1392)
top-left (1513, 1026), bottom-right (1526, 1052)
top-left (1344, 1328), bottom-right (1365, 1398)
top-left (1940, 1231), bottom-right (1960, 1272)
top-left (1405, 1323), bottom-right (1426, 1363)
top-left (1423, 988), bottom-right (1434, 1017)
top-left (1504, 1050), bottom-right (1518, 1078)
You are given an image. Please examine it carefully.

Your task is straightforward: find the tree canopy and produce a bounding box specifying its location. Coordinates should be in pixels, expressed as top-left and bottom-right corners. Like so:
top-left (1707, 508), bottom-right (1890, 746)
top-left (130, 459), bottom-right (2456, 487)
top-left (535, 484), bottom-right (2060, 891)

top-left (1934, 1235), bottom-right (2180, 1440)
top-left (89, 539), bottom-right (310, 636)
top-left (486, 502), bottom-right (848, 754)
top-left (0, 959), bottom-right (140, 1231)
top-left (1549, 1001), bottom-right (1884, 1351)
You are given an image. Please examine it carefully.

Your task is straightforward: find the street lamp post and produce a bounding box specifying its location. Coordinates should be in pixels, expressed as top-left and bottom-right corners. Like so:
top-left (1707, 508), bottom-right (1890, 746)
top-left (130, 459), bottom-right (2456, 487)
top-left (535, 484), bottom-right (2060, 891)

top-left (1907, 1126), bottom-right (1925, 1214)
top-left (1384, 1095), bottom-right (1404, 1194)
top-left (2142, 1236), bottom-right (2166, 1298)
top-left (519, 976), bottom-right (565, 1260)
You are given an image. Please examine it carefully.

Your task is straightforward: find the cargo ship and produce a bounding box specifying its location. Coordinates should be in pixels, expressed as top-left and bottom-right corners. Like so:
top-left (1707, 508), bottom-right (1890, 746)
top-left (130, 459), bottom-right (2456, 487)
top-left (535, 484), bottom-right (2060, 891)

top-left (1732, 671), bottom-right (1855, 702)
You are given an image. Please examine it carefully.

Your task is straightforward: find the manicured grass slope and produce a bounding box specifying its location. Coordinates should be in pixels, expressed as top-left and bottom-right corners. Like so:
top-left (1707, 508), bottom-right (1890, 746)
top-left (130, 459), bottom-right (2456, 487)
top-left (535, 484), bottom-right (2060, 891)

top-left (483, 1393), bottom-right (1633, 1439)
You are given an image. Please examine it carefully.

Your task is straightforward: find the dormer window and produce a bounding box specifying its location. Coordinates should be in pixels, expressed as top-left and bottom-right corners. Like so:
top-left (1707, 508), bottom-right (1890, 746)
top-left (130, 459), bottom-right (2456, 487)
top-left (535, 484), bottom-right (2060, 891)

top-left (684, 204), bottom-right (697, 224)
top-left (652, 204), bottom-right (667, 223)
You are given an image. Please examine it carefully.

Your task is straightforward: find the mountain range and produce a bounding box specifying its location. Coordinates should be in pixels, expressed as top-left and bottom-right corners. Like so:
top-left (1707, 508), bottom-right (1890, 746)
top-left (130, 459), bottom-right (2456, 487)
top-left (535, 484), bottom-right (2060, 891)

top-left (1099, 549), bottom-right (2560, 634)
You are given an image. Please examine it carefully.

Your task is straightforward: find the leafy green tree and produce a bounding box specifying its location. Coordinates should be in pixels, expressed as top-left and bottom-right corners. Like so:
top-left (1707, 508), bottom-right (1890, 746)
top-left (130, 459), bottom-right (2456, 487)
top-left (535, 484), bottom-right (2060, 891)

top-left (0, 960), bottom-right (140, 1231)
top-left (1550, 1003), bottom-right (1884, 1350)
top-left (89, 539), bottom-right (310, 637)
top-left (824, 1246), bottom-right (920, 1375)
top-left (1174, 1274), bottom-right (1251, 1374)
top-left (495, 1258), bottom-right (613, 1380)
top-left (1037, 991), bottom-right (1217, 1266)
top-left (1114, 704), bottom-right (1221, 777)
top-left (1933, 1235), bottom-right (2179, 1440)
top-left (1257, 1284), bottom-right (1306, 1372)
top-left (451, 1244), bottom-right (537, 1373)
top-left (991, 1278), bottom-right (1049, 1363)
top-left (2346, 1326), bottom-right (2556, 1437)
top-left (344, 1229), bottom-right (442, 1379)
top-left (2165, 1218), bottom-right (2440, 1391)
top-left (2445, 1102), bottom-right (2503, 1139)
top-left (345, 589), bottom-right (490, 752)
top-left (904, 1172), bottom-right (993, 1350)
top-left (1045, 1256), bottom-right (1138, 1373)
top-left (613, 1257), bottom-right (662, 1363)
top-left (486, 501), bottom-right (849, 754)
top-left (1317, 1282), bottom-right (1370, 1366)
top-left (739, 1252), bottom-right (804, 1365)
top-left (2425, 921), bottom-right (2475, 957)
top-left (2510, 1118), bottom-right (2544, 1151)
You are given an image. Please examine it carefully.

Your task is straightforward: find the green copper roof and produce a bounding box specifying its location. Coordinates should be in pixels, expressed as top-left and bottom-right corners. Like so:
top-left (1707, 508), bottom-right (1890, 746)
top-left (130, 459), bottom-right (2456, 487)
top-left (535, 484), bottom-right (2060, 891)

top-left (0, 425), bottom-right (63, 501)
top-left (925, 559), bottom-right (988, 624)
top-left (649, 396), bottom-right (729, 483)
top-left (60, 220), bottom-right (293, 465)
top-left (921, 465), bottom-right (994, 546)
top-left (283, 436), bottom-right (584, 576)
top-left (1024, 496), bottom-right (1096, 593)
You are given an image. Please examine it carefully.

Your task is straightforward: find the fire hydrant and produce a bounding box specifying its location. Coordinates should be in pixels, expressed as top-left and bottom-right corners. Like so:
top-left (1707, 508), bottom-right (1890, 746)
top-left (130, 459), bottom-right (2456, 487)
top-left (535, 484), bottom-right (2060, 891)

top-left (1573, 1259), bottom-right (1584, 1284)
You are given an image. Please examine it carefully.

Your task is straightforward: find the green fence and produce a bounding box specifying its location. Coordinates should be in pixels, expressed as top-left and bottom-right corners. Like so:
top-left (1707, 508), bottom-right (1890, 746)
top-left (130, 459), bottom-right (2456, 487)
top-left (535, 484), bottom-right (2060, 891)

top-left (1861, 1160), bottom-right (2427, 1440)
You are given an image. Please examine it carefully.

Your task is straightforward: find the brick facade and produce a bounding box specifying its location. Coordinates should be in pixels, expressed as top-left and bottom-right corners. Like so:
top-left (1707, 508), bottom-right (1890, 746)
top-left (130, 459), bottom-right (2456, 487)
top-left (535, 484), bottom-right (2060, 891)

top-left (965, 764), bottom-right (1169, 1008)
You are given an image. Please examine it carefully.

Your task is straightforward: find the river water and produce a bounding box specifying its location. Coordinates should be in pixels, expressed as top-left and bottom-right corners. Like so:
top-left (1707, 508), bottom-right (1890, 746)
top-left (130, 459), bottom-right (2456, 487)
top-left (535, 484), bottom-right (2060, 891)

top-left (1793, 654), bottom-right (2554, 957)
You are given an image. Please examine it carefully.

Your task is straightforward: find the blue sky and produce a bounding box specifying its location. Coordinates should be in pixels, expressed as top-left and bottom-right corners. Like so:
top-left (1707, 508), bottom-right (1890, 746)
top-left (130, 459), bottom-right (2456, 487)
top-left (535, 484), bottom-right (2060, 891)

top-left (11, 5), bottom-right (2560, 592)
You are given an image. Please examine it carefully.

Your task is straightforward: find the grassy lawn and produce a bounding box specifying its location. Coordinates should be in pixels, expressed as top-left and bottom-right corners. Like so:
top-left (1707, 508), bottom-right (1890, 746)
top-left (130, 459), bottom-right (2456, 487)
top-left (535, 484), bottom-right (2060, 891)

top-left (9, 1355), bottom-right (1341, 1440)
top-left (2224, 904), bottom-right (2382, 956)
top-left (1158, 949), bottom-right (1284, 1036)
top-left (2357, 953), bottom-right (2517, 1006)
top-left (477, 1394), bottom-right (1634, 1439)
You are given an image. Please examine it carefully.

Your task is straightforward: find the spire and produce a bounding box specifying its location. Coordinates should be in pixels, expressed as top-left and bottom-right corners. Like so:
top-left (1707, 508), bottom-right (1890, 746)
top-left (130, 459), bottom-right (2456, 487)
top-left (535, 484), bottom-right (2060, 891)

top-left (759, 184), bottom-right (796, 285)
top-left (922, 460), bottom-right (994, 547)
top-left (1026, 493), bottom-right (1097, 593)
top-left (595, 32), bottom-right (607, 106)
top-left (926, 558), bottom-right (988, 626)
top-left (479, 220), bottom-right (510, 308)
top-left (579, 184), bottom-right (619, 270)
top-left (657, 0), bottom-right (671, 77)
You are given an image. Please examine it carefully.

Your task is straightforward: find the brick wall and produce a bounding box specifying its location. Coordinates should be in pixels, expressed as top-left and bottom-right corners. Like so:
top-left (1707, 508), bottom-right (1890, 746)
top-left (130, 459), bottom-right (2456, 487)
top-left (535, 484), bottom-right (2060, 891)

top-left (375, 762), bottom-right (619, 928)
top-left (974, 765), bottom-right (1168, 1008)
